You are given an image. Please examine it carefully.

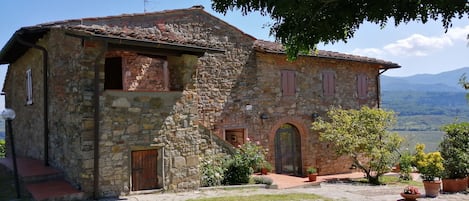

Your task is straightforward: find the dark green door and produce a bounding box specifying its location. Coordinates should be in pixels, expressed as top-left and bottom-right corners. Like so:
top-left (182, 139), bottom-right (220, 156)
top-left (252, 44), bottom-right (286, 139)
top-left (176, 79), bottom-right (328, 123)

top-left (275, 124), bottom-right (302, 176)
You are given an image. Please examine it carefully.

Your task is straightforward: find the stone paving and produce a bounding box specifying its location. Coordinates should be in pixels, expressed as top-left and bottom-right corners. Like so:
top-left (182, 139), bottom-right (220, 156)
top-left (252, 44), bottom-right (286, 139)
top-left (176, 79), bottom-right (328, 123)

top-left (108, 172), bottom-right (469, 201)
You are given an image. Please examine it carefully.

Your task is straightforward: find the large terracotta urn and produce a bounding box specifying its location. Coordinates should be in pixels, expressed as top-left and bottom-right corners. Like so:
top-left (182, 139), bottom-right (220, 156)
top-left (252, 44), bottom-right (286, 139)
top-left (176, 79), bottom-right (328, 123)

top-left (423, 180), bottom-right (441, 198)
top-left (442, 177), bottom-right (468, 193)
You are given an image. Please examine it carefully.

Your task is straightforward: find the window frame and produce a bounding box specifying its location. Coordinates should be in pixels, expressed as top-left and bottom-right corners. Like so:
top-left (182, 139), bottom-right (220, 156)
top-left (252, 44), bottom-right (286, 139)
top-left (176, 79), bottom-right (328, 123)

top-left (26, 68), bottom-right (33, 105)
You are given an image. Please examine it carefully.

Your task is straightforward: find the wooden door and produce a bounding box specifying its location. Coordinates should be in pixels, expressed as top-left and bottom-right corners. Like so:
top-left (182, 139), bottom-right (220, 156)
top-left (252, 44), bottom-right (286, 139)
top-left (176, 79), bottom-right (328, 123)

top-left (131, 149), bottom-right (158, 191)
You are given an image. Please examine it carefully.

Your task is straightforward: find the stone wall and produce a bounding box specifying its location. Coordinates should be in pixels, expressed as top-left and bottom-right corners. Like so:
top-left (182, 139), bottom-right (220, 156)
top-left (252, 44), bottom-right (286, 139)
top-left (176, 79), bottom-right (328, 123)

top-left (211, 52), bottom-right (380, 175)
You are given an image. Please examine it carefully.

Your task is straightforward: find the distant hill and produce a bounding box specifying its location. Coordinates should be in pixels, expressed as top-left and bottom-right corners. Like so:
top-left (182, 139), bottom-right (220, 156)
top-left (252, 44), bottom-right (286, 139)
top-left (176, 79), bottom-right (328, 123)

top-left (381, 67), bottom-right (469, 131)
top-left (381, 67), bottom-right (469, 92)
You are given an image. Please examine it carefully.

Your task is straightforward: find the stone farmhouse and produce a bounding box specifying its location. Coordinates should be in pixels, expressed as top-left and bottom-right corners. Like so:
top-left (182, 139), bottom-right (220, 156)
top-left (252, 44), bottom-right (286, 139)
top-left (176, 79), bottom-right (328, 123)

top-left (0, 6), bottom-right (400, 199)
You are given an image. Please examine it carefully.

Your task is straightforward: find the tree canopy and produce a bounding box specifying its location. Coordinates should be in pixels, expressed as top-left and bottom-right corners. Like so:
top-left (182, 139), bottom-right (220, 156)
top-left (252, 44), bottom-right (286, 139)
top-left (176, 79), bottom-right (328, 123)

top-left (311, 106), bottom-right (402, 184)
top-left (211, 0), bottom-right (469, 59)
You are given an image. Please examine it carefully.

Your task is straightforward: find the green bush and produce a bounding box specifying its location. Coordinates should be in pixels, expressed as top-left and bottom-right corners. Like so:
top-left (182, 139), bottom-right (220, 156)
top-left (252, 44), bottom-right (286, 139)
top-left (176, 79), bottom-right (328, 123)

top-left (252, 176), bottom-right (273, 185)
top-left (0, 139), bottom-right (5, 158)
top-left (223, 139), bottom-right (268, 185)
top-left (399, 151), bottom-right (413, 180)
top-left (440, 122), bottom-right (469, 179)
top-left (200, 153), bottom-right (229, 187)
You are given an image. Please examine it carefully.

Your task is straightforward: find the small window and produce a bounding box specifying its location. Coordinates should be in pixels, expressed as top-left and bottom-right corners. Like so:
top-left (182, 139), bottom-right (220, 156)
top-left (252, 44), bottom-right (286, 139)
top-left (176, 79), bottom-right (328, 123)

top-left (26, 69), bottom-right (33, 105)
top-left (104, 57), bottom-right (123, 90)
top-left (225, 128), bottom-right (246, 147)
top-left (322, 72), bottom-right (335, 97)
top-left (281, 70), bottom-right (296, 96)
top-left (357, 74), bottom-right (368, 99)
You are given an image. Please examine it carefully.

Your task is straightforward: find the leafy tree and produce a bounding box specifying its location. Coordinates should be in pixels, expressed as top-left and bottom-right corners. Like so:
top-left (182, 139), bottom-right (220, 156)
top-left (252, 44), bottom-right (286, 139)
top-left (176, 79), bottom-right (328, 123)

top-left (311, 106), bottom-right (403, 184)
top-left (211, 0), bottom-right (469, 59)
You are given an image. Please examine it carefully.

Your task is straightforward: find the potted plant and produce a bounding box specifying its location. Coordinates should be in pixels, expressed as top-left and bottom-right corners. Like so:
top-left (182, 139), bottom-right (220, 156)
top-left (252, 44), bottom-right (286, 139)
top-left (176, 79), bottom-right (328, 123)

top-left (400, 186), bottom-right (421, 201)
top-left (440, 123), bottom-right (469, 192)
top-left (306, 166), bottom-right (318, 182)
top-left (260, 161), bottom-right (272, 175)
top-left (413, 143), bottom-right (444, 198)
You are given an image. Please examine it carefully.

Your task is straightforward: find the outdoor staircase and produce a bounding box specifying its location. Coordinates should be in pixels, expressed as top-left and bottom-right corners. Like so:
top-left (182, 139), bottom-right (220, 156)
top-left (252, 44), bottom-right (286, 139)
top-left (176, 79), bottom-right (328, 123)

top-left (0, 157), bottom-right (84, 201)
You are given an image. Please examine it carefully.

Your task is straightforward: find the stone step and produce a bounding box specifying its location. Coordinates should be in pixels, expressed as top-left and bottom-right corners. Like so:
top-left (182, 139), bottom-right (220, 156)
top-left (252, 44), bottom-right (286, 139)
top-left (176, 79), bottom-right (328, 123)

top-left (26, 179), bottom-right (84, 201)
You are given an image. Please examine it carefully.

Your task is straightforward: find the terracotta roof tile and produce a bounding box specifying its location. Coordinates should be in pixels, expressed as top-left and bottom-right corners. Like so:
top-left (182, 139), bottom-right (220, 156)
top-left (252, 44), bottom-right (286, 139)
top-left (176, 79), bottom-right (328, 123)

top-left (253, 40), bottom-right (400, 69)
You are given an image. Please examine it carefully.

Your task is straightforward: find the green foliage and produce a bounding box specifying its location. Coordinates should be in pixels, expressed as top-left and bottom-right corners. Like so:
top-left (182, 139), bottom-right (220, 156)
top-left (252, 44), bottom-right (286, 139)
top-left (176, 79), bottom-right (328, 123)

top-left (413, 143), bottom-right (444, 181)
top-left (211, 0), bottom-right (468, 58)
top-left (306, 167), bottom-right (317, 174)
top-left (223, 139), bottom-right (268, 185)
top-left (440, 122), bottom-right (469, 179)
top-left (200, 153), bottom-right (229, 187)
top-left (252, 176), bottom-right (273, 185)
top-left (311, 106), bottom-right (402, 185)
top-left (0, 139), bottom-right (5, 158)
top-left (399, 151), bottom-right (413, 181)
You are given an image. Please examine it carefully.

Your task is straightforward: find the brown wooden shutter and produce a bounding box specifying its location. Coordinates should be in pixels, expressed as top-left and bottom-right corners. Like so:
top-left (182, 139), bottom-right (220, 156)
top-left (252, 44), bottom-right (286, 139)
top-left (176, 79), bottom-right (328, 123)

top-left (357, 74), bottom-right (368, 99)
top-left (323, 72), bottom-right (335, 97)
top-left (281, 70), bottom-right (295, 96)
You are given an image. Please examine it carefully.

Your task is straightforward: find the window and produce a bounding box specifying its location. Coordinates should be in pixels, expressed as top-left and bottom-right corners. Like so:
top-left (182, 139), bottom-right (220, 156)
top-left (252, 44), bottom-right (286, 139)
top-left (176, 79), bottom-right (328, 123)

top-left (281, 70), bottom-right (296, 96)
top-left (104, 57), bottom-right (123, 90)
top-left (357, 74), bottom-right (368, 99)
top-left (322, 72), bottom-right (335, 97)
top-left (26, 69), bottom-right (33, 105)
top-left (225, 128), bottom-right (246, 147)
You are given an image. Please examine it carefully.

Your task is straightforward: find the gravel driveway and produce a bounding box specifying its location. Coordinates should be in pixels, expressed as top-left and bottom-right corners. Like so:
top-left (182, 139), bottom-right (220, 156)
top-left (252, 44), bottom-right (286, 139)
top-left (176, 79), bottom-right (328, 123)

top-left (108, 183), bottom-right (468, 201)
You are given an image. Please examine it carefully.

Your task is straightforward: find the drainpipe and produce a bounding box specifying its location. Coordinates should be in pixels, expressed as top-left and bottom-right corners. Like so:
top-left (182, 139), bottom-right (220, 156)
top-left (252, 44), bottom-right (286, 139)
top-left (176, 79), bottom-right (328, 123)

top-left (16, 37), bottom-right (49, 166)
top-left (377, 68), bottom-right (388, 108)
top-left (92, 43), bottom-right (104, 200)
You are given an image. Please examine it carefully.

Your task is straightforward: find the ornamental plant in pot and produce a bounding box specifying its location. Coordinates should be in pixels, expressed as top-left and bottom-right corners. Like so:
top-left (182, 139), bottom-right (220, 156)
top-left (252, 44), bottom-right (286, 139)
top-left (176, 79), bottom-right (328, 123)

top-left (413, 143), bottom-right (444, 198)
top-left (440, 123), bottom-right (469, 193)
top-left (307, 166), bottom-right (318, 182)
top-left (400, 186), bottom-right (421, 201)
top-left (260, 161), bottom-right (272, 175)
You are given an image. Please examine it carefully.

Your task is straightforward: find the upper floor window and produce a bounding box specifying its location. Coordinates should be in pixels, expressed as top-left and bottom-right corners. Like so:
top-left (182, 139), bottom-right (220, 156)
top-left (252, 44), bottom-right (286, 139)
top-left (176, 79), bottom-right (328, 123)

top-left (104, 57), bottom-right (123, 90)
top-left (357, 74), bottom-right (368, 99)
top-left (322, 71), bottom-right (335, 97)
top-left (281, 70), bottom-right (296, 96)
top-left (26, 68), bottom-right (33, 105)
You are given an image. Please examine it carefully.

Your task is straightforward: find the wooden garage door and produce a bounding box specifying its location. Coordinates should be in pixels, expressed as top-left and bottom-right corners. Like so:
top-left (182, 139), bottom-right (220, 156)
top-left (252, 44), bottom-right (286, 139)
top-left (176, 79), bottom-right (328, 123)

top-left (131, 149), bottom-right (158, 191)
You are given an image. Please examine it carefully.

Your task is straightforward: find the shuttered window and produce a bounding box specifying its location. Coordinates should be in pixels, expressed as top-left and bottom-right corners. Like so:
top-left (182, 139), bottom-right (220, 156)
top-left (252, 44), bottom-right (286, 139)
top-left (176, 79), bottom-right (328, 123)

top-left (322, 72), bottom-right (335, 97)
top-left (357, 74), bottom-right (368, 99)
top-left (281, 70), bottom-right (296, 96)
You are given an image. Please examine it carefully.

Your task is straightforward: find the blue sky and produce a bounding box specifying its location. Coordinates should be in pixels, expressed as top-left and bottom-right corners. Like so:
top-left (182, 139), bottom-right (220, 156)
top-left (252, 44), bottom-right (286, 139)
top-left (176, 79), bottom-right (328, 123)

top-left (1, 0), bottom-right (469, 107)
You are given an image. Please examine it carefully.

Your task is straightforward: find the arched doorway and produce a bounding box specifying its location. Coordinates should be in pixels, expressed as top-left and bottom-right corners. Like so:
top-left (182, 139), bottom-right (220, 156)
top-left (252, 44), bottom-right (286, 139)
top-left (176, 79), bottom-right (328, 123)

top-left (274, 123), bottom-right (302, 176)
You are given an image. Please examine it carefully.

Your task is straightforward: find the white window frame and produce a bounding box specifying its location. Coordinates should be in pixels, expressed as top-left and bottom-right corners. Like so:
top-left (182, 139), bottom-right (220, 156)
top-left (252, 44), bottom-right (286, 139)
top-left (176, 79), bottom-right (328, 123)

top-left (26, 68), bottom-right (33, 105)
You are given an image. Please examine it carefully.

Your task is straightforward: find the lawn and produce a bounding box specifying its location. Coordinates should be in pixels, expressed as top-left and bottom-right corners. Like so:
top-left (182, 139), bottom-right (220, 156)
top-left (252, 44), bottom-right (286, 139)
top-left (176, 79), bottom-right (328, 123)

top-left (187, 193), bottom-right (333, 201)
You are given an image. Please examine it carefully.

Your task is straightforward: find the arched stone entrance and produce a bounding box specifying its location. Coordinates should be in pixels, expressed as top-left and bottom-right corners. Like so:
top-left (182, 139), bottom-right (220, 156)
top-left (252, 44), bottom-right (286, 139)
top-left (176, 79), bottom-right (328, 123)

top-left (274, 123), bottom-right (302, 176)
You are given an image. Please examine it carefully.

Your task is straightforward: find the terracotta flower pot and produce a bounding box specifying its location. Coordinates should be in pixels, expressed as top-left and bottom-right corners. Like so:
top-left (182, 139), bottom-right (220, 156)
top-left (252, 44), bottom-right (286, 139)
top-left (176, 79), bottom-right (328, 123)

top-left (423, 180), bottom-right (441, 198)
top-left (442, 177), bottom-right (468, 193)
top-left (308, 173), bottom-right (318, 182)
top-left (260, 168), bottom-right (269, 175)
top-left (400, 193), bottom-right (421, 201)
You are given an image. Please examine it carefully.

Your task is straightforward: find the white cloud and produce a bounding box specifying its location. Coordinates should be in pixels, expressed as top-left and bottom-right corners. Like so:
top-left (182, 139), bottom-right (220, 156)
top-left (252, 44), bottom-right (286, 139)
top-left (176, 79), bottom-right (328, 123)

top-left (351, 25), bottom-right (469, 58)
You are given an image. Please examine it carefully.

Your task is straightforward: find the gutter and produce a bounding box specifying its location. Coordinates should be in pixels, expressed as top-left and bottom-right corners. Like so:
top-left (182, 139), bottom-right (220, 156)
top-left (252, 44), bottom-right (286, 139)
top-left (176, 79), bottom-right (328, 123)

top-left (15, 37), bottom-right (50, 166)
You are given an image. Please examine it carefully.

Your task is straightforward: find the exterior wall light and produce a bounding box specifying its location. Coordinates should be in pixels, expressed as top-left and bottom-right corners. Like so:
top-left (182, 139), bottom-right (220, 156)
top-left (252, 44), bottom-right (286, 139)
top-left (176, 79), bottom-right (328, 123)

top-left (1, 108), bottom-right (20, 198)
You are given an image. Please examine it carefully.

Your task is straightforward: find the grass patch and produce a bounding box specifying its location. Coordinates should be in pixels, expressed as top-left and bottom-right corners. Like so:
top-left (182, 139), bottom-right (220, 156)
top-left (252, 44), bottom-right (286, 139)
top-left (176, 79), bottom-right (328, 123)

top-left (351, 175), bottom-right (423, 187)
top-left (187, 193), bottom-right (333, 201)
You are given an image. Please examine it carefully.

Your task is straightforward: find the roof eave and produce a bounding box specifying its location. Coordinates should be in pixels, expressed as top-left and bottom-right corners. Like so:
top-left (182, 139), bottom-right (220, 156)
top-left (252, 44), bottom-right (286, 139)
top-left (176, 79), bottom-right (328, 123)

top-left (254, 48), bottom-right (401, 70)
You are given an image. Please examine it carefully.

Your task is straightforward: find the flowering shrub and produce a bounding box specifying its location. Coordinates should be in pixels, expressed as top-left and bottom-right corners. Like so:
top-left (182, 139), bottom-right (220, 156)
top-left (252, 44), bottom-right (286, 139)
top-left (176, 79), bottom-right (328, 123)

top-left (413, 143), bottom-right (444, 181)
top-left (403, 186), bottom-right (420, 194)
top-left (200, 153), bottom-right (229, 187)
top-left (223, 138), bottom-right (269, 185)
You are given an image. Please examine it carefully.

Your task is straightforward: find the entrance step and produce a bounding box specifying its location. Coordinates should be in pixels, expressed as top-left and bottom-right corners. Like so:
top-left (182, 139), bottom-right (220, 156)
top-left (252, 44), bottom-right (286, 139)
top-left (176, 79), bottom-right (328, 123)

top-left (0, 157), bottom-right (84, 201)
top-left (26, 179), bottom-right (84, 201)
